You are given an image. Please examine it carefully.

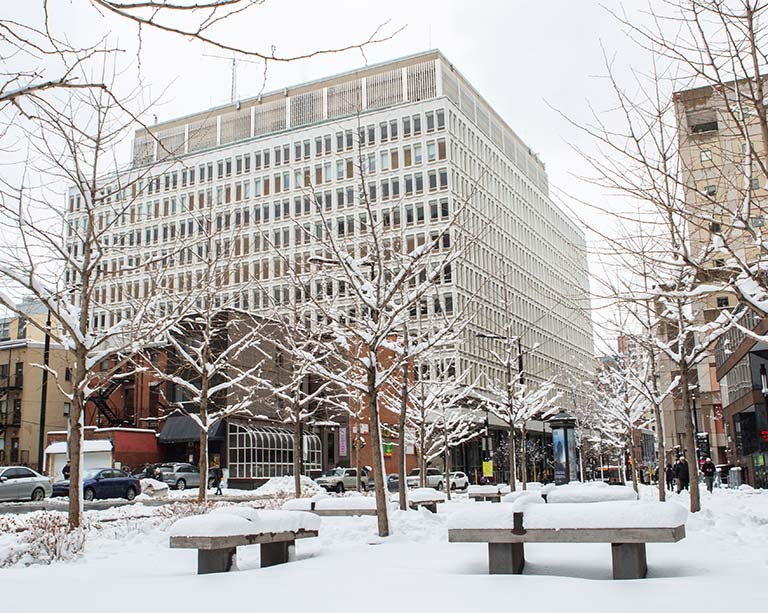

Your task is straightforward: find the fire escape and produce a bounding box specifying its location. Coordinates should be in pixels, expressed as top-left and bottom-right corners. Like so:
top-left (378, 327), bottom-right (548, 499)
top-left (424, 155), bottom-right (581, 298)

top-left (88, 372), bottom-right (134, 427)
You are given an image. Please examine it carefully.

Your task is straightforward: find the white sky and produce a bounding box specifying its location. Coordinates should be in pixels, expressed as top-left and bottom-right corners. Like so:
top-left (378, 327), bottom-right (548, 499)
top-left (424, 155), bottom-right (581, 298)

top-left (5, 1), bottom-right (661, 354)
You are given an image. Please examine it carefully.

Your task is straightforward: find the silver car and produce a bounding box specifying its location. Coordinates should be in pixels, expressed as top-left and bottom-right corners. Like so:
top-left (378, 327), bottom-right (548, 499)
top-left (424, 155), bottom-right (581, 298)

top-left (158, 463), bottom-right (201, 490)
top-left (0, 466), bottom-right (52, 502)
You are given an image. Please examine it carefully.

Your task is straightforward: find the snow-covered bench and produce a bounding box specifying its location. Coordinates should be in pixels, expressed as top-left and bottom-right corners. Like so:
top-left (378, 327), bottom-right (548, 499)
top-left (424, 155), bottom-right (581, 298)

top-left (448, 501), bottom-right (687, 579)
top-left (169, 507), bottom-right (320, 574)
top-left (542, 482), bottom-right (638, 504)
top-left (468, 485), bottom-right (502, 503)
top-left (282, 495), bottom-right (379, 516)
top-left (407, 488), bottom-right (446, 513)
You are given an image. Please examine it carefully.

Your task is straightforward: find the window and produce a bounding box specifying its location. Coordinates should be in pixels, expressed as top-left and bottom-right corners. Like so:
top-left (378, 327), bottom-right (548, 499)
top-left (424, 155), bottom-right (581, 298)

top-left (700, 149), bottom-right (712, 163)
top-left (751, 177), bottom-right (760, 190)
top-left (710, 221), bottom-right (722, 233)
top-left (64, 402), bottom-right (71, 416)
top-left (716, 297), bottom-right (730, 308)
top-left (704, 185), bottom-right (716, 197)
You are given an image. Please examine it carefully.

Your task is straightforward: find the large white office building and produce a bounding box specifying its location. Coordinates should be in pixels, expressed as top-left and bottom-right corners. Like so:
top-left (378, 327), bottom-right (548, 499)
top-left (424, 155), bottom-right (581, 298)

top-left (66, 50), bottom-right (593, 400)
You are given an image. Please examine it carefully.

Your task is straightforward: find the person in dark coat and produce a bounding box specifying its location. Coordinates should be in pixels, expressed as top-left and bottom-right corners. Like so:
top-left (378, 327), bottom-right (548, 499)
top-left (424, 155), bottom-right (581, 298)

top-left (701, 457), bottom-right (717, 492)
top-left (211, 464), bottom-right (224, 495)
top-left (62, 461), bottom-right (71, 480)
top-left (675, 457), bottom-right (690, 492)
top-left (665, 463), bottom-right (675, 491)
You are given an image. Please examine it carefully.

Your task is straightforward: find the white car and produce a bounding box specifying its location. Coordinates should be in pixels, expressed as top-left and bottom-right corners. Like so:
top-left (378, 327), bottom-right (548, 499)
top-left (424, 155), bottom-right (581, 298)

top-left (405, 468), bottom-right (443, 490)
top-left (448, 471), bottom-right (469, 491)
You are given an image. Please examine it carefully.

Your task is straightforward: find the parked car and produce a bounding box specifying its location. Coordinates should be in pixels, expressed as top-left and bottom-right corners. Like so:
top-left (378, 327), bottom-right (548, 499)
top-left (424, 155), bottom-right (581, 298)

top-left (405, 468), bottom-right (443, 490)
top-left (51, 467), bottom-right (141, 501)
top-left (314, 467), bottom-right (369, 493)
top-left (0, 466), bottom-right (52, 502)
top-left (157, 463), bottom-right (201, 490)
top-left (448, 471), bottom-right (469, 491)
top-left (366, 473), bottom-right (400, 493)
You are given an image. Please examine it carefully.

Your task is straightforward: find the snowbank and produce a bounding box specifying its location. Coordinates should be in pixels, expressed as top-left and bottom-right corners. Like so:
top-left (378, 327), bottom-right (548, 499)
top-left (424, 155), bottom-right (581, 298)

top-left (253, 476), bottom-right (324, 498)
top-left (546, 484), bottom-right (638, 503)
top-left (523, 501), bottom-right (687, 530)
top-left (139, 479), bottom-right (169, 498)
top-left (409, 488), bottom-right (446, 503)
top-left (209, 506), bottom-right (261, 522)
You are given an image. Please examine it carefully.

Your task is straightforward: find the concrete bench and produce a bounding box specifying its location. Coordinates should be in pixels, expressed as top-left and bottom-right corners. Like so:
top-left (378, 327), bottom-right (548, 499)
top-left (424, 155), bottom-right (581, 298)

top-left (408, 499), bottom-right (440, 513)
top-left (407, 488), bottom-right (446, 513)
top-left (169, 508), bottom-right (320, 574)
top-left (170, 529), bottom-right (318, 574)
top-left (448, 502), bottom-right (686, 580)
top-left (282, 497), bottom-right (378, 516)
top-left (468, 492), bottom-right (502, 503)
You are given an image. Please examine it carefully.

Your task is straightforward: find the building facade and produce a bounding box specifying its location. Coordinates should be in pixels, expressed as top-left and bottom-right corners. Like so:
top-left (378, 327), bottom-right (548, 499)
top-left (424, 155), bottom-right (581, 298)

top-left (64, 51), bottom-right (594, 480)
top-left (0, 298), bottom-right (75, 472)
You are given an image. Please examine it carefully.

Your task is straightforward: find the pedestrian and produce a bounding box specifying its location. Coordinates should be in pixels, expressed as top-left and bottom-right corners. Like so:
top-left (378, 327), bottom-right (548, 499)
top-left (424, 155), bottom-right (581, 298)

top-left (665, 463), bottom-right (674, 491)
top-left (62, 460), bottom-right (71, 481)
top-left (675, 456), bottom-right (690, 492)
top-left (701, 457), bottom-right (717, 492)
top-left (153, 465), bottom-right (162, 481)
top-left (211, 464), bottom-right (223, 495)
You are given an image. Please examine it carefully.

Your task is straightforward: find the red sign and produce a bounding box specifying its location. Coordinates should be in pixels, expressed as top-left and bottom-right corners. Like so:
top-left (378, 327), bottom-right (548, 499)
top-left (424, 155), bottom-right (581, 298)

top-left (760, 430), bottom-right (768, 442)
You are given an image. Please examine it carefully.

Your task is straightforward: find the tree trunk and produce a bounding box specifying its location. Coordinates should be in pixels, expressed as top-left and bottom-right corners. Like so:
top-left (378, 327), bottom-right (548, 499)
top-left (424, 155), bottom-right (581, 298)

top-left (367, 364), bottom-right (389, 537)
top-left (508, 423), bottom-right (517, 491)
top-left (520, 421), bottom-right (528, 490)
top-left (67, 392), bottom-right (84, 529)
top-left (293, 417), bottom-right (302, 498)
top-left (444, 429), bottom-right (451, 500)
top-left (628, 428), bottom-right (639, 493)
top-left (198, 427), bottom-right (209, 503)
top-left (67, 348), bottom-right (87, 529)
top-left (398, 327), bottom-right (409, 510)
top-left (654, 399), bottom-right (666, 501)
top-left (679, 365), bottom-right (701, 512)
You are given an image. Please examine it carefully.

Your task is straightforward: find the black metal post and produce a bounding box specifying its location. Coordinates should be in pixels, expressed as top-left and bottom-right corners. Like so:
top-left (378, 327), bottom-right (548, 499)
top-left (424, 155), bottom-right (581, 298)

top-left (36, 310), bottom-right (52, 472)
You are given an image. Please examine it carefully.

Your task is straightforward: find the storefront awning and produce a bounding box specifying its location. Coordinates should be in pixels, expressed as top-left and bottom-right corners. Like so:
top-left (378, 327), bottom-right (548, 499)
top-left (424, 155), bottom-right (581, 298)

top-left (158, 414), bottom-right (226, 444)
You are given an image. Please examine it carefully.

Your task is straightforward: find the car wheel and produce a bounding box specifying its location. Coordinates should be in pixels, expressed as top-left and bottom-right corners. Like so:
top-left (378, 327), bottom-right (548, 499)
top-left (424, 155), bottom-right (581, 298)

top-left (125, 487), bottom-right (137, 501)
top-left (176, 479), bottom-right (186, 491)
top-left (463, 482), bottom-right (469, 491)
top-left (84, 488), bottom-right (95, 502)
top-left (437, 481), bottom-right (444, 491)
top-left (450, 482), bottom-right (457, 491)
top-left (335, 482), bottom-right (344, 494)
top-left (31, 487), bottom-right (45, 502)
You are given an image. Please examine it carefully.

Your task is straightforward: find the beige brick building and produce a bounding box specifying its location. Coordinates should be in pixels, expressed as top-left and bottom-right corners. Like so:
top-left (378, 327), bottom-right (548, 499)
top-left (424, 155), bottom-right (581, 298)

top-left (0, 298), bottom-right (75, 472)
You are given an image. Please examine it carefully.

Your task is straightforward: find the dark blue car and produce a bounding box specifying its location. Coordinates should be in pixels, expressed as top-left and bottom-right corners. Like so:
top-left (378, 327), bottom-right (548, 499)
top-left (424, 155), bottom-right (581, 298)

top-left (52, 467), bottom-right (141, 501)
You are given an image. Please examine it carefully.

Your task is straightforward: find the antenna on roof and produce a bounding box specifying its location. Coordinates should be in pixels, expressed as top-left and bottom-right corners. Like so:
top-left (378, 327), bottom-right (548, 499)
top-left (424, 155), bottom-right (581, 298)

top-left (203, 53), bottom-right (262, 104)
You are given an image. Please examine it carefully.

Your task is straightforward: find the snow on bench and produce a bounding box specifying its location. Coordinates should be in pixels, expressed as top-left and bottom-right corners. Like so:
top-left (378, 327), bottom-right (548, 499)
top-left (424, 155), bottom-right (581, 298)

top-left (545, 483), bottom-right (638, 504)
top-left (467, 485), bottom-right (502, 502)
top-left (169, 507), bottom-right (320, 574)
top-left (501, 490), bottom-right (545, 505)
top-left (282, 494), bottom-right (379, 516)
top-left (407, 488), bottom-right (446, 512)
top-left (448, 501), bottom-right (687, 579)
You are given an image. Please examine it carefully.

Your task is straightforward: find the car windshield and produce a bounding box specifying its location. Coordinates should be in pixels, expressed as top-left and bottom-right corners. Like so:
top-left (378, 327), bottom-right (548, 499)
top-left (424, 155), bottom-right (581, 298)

top-left (408, 469), bottom-right (420, 476)
top-left (321, 469), bottom-right (344, 477)
top-left (83, 469), bottom-right (104, 480)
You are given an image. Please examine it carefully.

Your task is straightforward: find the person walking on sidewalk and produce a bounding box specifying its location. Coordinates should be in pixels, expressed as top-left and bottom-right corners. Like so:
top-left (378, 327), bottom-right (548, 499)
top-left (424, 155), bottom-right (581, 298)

top-left (675, 457), bottom-right (690, 493)
top-left (211, 464), bottom-right (224, 496)
top-left (702, 457), bottom-right (717, 492)
top-left (665, 463), bottom-right (674, 491)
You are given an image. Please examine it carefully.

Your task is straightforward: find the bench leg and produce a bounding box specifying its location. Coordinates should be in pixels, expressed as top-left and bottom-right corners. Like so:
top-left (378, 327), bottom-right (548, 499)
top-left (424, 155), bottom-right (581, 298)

top-left (611, 543), bottom-right (647, 580)
top-left (426, 502), bottom-right (437, 513)
top-left (197, 548), bottom-right (235, 574)
top-left (488, 543), bottom-right (525, 575)
top-left (260, 540), bottom-right (294, 568)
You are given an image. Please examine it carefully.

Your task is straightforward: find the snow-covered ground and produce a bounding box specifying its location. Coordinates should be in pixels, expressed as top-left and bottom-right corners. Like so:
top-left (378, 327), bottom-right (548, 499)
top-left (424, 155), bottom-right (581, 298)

top-left (1, 485), bottom-right (766, 613)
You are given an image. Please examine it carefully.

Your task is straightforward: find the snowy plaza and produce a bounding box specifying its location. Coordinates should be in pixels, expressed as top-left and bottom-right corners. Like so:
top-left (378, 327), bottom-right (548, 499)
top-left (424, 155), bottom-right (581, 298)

top-left (2, 484), bottom-right (767, 612)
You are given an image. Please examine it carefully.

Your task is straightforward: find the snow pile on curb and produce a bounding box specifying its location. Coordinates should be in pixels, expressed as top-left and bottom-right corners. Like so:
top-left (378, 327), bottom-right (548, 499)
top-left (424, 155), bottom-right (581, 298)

top-left (253, 476), bottom-right (324, 498)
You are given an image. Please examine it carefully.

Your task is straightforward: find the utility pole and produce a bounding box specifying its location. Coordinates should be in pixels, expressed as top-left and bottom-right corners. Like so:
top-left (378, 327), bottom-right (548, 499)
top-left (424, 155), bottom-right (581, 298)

top-left (36, 310), bottom-right (51, 473)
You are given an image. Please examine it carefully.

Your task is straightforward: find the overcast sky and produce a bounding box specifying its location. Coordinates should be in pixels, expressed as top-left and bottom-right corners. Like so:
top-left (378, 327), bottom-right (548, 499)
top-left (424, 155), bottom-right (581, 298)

top-left (7, 1), bottom-right (661, 351)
